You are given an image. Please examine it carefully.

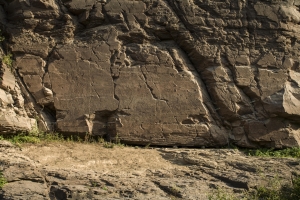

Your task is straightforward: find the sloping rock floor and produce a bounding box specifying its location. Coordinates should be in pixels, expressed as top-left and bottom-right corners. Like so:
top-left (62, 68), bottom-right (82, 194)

top-left (0, 141), bottom-right (299, 200)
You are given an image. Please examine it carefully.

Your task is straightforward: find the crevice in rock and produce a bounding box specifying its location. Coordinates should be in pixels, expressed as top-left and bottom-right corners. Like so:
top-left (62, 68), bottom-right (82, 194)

top-left (120, 11), bottom-right (130, 31)
top-left (152, 181), bottom-right (183, 198)
top-left (182, 119), bottom-right (195, 125)
top-left (206, 172), bottom-right (249, 189)
top-left (140, 67), bottom-right (168, 103)
top-left (253, 71), bottom-right (269, 119)
top-left (167, 48), bottom-right (223, 125)
top-left (100, 179), bottom-right (115, 187)
top-left (160, 0), bottom-right (225, 127)
top-left (44, 45), bottom-right (57, 76)
top-left (41, 104), bottom-right (57, 131)
top-left (113, 81), bottom-right (120, 102)
top-left (219, 58), bottom-right (256, 118)
top-left (188, 114), bottom-right (207, 124)
top-left (109, 51), bottom-right (121, 106)
top-left (14, 70), bottom-right (41, 112)
top-left (118, 110), bottom-right (130, 116)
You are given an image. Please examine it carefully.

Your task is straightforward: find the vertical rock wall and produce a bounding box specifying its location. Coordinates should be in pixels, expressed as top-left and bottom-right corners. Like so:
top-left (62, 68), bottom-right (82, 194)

top-left (0, 0), bottom-right (300, 148)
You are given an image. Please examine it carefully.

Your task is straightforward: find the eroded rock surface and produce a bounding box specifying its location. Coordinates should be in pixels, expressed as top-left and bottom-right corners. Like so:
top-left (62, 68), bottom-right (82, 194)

top-left (0, 0), bottom-right (300, 147)
top-left (0, 53), bottom-right (36, 134)
top-left (0, 141), bottom-right (299, 199)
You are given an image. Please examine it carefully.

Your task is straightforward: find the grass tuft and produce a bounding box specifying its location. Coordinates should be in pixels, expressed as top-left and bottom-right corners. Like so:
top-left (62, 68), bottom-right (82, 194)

top-left (0, 172), bottom-right (7, 189)
top-left (1, 53), bottom-right (13, 70)
top-left (207, 187), bottom-right (239, 200)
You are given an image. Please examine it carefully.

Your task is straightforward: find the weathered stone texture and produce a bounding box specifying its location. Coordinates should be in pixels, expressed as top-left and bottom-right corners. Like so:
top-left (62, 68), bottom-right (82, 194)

top-left (1, 142), bottom-right (300, 199)
top-left (0, 59), bottom-right (36, 133)
top-left (0, 0), bottom-right (300, 147)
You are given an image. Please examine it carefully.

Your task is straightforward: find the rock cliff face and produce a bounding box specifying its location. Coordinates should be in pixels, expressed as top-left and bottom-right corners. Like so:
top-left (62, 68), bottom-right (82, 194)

top-left (1, 0), bottom-right (300, 148)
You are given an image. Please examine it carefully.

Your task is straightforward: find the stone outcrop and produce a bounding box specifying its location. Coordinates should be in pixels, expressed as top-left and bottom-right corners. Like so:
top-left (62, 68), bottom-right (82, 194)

top-left (0, 0), bottom-right (300, 147)
top-left (0, 52), bottom-right (36, 134)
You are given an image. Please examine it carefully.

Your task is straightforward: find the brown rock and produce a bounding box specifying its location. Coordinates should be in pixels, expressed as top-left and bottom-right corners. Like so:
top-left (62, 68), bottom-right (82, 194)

top-left (0, 0), bottom-right (300, 147)
top-left (1, 143), bottom-right (300, 199)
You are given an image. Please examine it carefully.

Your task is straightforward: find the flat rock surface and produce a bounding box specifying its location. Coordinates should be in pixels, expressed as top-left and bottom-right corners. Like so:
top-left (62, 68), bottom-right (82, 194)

top-left (0, 141), bottom-right (299, 199)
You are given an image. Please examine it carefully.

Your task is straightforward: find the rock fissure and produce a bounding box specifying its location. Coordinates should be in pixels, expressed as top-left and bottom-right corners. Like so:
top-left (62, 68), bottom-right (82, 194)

top-left (140, 67), bottom-right (167, 103)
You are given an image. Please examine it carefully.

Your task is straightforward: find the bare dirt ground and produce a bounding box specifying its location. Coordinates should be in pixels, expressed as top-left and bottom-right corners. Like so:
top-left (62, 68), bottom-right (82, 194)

top-left (0, 141), bottom-right (300, 199)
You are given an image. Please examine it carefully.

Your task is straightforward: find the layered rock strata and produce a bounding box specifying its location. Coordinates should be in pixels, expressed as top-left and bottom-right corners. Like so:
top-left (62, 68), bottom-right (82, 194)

top-left (0, 0), bottom-right (300, 147)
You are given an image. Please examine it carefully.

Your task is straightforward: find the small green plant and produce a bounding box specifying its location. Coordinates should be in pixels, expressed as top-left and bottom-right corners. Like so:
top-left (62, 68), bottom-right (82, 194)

top-left (84, 132), bottom-right (93, 143)
top-left (43, 132), bottom-right (65, 142)
top-left (98, 137), bottom-right (105, 143)
top-left (2, 53), bottom-right (13, 69)
top-left (28, 124), bottom-right (41, 137)
top-left (0, 171), bottom-right (7, 189)
top-left (102, 134), bottom-right (125, 148)
top-left (169, 185), bottom-right (181, 197)
top-left (102, 186), bottom-right (108, 191)
top-left (114, 134), bottom-right (125, 146)
top-left (66, 135), bottom-right (84, 143)
top-left (145, 143), bottom-right (151, 149)
top-left (90, 181), bottom-right (98, 187)
top-left (103, 141), bottom-right (115, 148)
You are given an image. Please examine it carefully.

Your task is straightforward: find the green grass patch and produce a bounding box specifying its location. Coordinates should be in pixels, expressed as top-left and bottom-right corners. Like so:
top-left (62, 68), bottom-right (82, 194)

top-left (2, 53), bottom-right (13, 67)
top-left (10, 134), bottom-right (41, 144)
top-left (0, 130), bottom-right (125, 149)
top-left (0, 172), bottom-right (7, 189)
top-left (1, 53), bottom-right (13, 72)
top-left (208, 187), bottom-right (239, 200)
top-left (0, 132), bottom-right (65, 144)
top-left (245, 147), bottom-right (300, 158)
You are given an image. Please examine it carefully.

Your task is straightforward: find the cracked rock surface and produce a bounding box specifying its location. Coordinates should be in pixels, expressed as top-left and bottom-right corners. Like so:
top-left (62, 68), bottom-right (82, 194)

top-left (0, 141), bottom-right (300, 199)
top-left (0, 0), bottom-right (300, 147)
